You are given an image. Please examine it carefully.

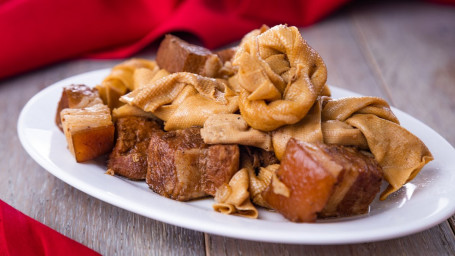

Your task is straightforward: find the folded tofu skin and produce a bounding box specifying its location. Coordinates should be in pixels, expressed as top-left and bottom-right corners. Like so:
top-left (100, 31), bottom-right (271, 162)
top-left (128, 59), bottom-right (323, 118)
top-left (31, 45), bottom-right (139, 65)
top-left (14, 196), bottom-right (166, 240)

top-left (55, 25), bottom-right (432, 222)
top-left (231, 25), bottom-right (327, 132)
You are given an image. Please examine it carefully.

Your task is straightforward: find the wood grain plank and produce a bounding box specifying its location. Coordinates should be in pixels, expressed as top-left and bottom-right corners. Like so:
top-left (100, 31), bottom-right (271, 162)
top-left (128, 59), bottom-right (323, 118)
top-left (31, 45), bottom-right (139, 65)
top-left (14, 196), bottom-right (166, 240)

top-left (206, 221), bottom-right (455, 256)
top-left (350, 1), bottom-right (455, 145)
top-left (299, 13), bottom-right (387, 98)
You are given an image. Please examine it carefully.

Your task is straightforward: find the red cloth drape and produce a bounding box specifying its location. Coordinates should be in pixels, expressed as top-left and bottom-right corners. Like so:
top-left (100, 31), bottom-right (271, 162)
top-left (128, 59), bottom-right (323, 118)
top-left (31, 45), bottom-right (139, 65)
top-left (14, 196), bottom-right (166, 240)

top-left (0, 0), bottom-right (350, 79)
top-left (0, 200), bottom-right (100, 255)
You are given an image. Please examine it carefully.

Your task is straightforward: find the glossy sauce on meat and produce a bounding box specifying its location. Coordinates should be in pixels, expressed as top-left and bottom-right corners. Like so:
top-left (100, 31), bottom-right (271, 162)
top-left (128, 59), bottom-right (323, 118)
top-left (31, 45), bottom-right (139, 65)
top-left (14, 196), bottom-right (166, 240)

top-left (263, 139), bottom-right (382, 222)
top-left (108, 116), bottom-right (162, 180)
top-left (147, 128), bottom-right (239, 201)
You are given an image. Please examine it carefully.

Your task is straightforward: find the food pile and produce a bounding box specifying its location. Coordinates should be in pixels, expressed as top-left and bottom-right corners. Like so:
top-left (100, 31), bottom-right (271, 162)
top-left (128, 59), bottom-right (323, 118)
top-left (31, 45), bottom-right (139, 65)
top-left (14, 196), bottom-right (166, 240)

top-left (55, 25), bottom-right (433, 222)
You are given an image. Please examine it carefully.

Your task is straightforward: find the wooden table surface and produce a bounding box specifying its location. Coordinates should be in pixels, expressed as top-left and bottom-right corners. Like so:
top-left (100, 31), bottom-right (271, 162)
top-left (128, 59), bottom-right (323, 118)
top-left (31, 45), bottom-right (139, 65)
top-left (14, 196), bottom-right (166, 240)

top-left (1, 1), bottom-right (455, 255)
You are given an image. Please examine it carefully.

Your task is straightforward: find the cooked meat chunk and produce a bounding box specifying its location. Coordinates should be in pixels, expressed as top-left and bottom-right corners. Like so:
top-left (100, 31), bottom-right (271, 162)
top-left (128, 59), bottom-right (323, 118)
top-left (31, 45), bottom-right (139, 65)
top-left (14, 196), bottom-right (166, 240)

top-left (108, 116), bottom-right (162, 180)
top-left (58, 84), bottom-right (114, 162)
top-left (200, 145), bottom-right (241, 195)
top-left (56, 84), bottom-right (102, 131)
top-left (262, 139), bottom-right (382, 222)
top-left (319, 144), bottom-right (383, 218)
top-left (240, 146), bottom-right (279, 169)
top-left (156, 34), bottom-right (222, 77)
top-left (146, 128), bottom-right (239, 201)
top-left (60, 103), bottom-right (114, 163)
top-left (253, 148), bottom-right (279, 168)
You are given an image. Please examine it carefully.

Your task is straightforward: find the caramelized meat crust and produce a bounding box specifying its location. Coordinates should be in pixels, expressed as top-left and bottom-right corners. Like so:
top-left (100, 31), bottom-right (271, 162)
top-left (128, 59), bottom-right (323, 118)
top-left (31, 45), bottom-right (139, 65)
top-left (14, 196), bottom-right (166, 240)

top-left (146, 128), bottom-right (239, 201)
top-left (156, 34), bottom-right (222, 77)
top-left (240, 146), bottom-right (279, 170)
top-left (200, 145), bottom-right (241, 195)
top-left (319, 145), bottom-right (383, 218)
top-left (58, 84), bottom-right (114, 162)
top-left (55, 84), bottom-right (101, 131)
top-left (108, 116), bottom-right (162, 180)
top-left (263, 139), bottom-right (382, 222)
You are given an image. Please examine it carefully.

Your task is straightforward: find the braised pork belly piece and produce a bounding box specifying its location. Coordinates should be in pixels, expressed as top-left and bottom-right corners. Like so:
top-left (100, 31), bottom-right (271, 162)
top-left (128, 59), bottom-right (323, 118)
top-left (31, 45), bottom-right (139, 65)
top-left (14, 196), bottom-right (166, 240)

top-left (146, 128), bottom-right (239, 201)
top-left (60, 104), bottom-right (114, 163)
top-left (108, 116), bottom-right (162, 180)
top-left (318, 143), bottom-right (383, 218)
top-left (57, 84), bottom-right (114, 162)
top-left (156, 34), bottom-right (223, 77)
top-left (55, 84), bottom-right (103, 131)
top-left (262, 139), bottom-right (382, 222)
top-left (240, 146), bottom-right (279, 170)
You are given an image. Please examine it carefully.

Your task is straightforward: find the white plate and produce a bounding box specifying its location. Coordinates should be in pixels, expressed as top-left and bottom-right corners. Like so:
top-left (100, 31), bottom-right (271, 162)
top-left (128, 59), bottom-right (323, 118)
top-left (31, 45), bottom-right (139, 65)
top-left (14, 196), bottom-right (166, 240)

top-left (18, 69), bottom-right (455, 244)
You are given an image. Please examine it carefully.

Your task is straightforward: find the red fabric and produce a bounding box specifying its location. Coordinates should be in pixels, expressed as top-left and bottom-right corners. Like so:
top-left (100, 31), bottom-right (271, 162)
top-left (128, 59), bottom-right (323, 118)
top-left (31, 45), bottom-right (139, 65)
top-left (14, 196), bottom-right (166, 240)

top-left (0, 200), bottom-right (100, 255)
top-left (0, 0), bottom-right (350, 79)
top-left (429, 0), bottom-right (455, 4)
